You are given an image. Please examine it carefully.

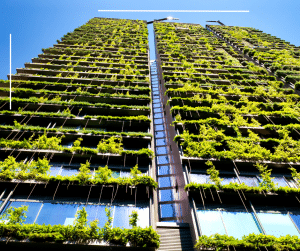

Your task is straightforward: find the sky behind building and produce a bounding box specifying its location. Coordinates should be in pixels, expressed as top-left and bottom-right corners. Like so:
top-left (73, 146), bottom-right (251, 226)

top-left (0, 0), bottom-right (299, 80)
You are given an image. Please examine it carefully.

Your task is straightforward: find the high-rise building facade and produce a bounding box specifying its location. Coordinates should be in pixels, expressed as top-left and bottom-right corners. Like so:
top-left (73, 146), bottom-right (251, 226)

top-left (0, 17), bottom-right (160, 250)
top-left (1, 16), bottom-right (300, 251)
top-left (153, 21), bottom-right (300, 250)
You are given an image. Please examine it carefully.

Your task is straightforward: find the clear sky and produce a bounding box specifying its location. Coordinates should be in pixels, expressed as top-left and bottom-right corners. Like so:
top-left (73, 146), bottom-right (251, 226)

top-left (0, 0), bottom-right (299, 80)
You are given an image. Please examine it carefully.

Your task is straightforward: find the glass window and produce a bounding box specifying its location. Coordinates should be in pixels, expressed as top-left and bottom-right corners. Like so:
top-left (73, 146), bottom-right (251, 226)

top-left (154, 113), bottom-right (162, 119)
top-left (159, 189), bottom-right (174, 202)
top-left (155, 124), bottom-right (164, 131)
top-left (190, 174), bottom-right (208, 184)
top-left (256, 212), bottom-right (300, 237)
top-left (157, 156), bottom-right (169, 165)
top-left (158, 165), bottom-right (171, 175)
top-left (48, 166), bottom-right (62, 176)
top-left (156, 146), bottom-right (167, 155)
top-left (36, 203), bottom-right (78, 226)
top-left (257, 176), bottom-right (289, 188)
top-left (78, 204), bottom-right (108, 228)
top-left (160, 204), bottom-right (176, 218)
top-left (239, 176), bottom-right (259, 187)
top-left (60, 167), bottom-right (79, 177)
top-left (156, 138), bottom-right (166, 146)
top-left (120, 171), bottom-right (130, 177)
top-left (289, 213), bottom-right (300, 231)
top-left (155, 131), bottom-right (165, 138)
top-left (221, 211), bottom-right (260, 239)
top-left (113, 206), bottom-right (131, 228)
top-left (135, 206), bottom-right (149, 228)
top-left (197, 210), bottom-right (227, 236)
top-left (158, 177), bottom-right (172, 188)
top-left (272, 177), bottom-right (289, 188)
top-left (220, 176), bottom-right (238, 186)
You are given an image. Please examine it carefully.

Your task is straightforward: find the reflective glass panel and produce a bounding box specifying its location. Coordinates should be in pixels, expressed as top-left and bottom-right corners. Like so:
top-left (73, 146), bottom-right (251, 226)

top-left (157, 156), bottom-right (169, 165)
top-left (257, 212), bottom-right (300, 237)
top-left (272, 177), bottom-right (289, 188)
top-left (48, 166), bottom-right (61, 176)
top-left (158, 177), bottom-right (172, 188)
top-left (36, 203), bottom-right (78, 226)
top-left (160, 204), bottom-right (175, 218)
top-left (197, 210), bottom-right (226, 236)
top-left (78, 204), bottom-right (108, 228)
top-left (158, 165), bottom-right (171, 175)
top-left (113, 206), bottom-right (131, 228)
top-left (239, 176), bottom-right (259, 187)
top-left (220, 177), bottom-right (238, 186)
top-left (159, 189), bottom-right (174, 202)
top-left (289, 213), bottom-right (300, 231)
top-left (120, 171), bottom-right (130, 177)
top-left (135, 206), bottom-right (149, 228)
top-left (221, 211), bottom-right (260, 239)
top-left (190, 174), bottom-right (209, 184)
top-left (60, 168), bottom-right (79, 177)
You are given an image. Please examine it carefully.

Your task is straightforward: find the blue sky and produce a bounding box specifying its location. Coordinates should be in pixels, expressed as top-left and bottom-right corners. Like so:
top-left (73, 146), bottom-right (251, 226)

top-left (0, 0), bottom-right (299, 80)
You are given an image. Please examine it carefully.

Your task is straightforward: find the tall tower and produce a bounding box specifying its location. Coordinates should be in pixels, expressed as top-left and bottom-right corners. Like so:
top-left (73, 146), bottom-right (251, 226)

top-left (0, 17), bottom-right (159, 249)
top-left (2, 16), bottom-right (300, 251)
top-left (154, 21), bottom-right (300, 250)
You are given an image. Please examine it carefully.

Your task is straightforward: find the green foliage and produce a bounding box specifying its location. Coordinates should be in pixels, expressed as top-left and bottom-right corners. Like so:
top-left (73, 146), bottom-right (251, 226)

top-left (30, 157), bottom-right (51, 174)
top-left (76, 161), bottom-right (92, 185)
top-left (0, 204), bottom-right (159, 247)
top-left (290, 167), bottom-right (300, 185)
top-left (31, 132), bottom-right (64, 150)
top-left (97, 136), bottom-right (123, 154)
top-left (129, 210), bottom-right (138, 227)
top-left (103, 206), bottom-right (113, 240)
top-left (205, 161), bottom-right (223, 187)
top-left (94, 165), bottom-right (112, 183)
top-left (0, 156), bottom-right (157, 188)
top-left (255, 162), bottom-right (276, 190)
top-left (195, 233), bottom-right (300, 251)
top-left (0, 205), bottom-right (28, 224)
top-left (130, 164), bottom-right (142, 178)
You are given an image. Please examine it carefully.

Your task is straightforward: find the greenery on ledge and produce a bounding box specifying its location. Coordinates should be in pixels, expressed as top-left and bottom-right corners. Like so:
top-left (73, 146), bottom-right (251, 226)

top-left (178, 127), bottom-right (300, 163)
top-left (0, 120), bottom-right (152, 138)
top-left (0, 205), bottom-right (160, 248)
top-left (185, 161), bottom-right (300, 195)
top-left (185, 181), bottom-right (300, 196)
top-left (0, 134), bottom-right (154, 158)
top-left (195, 233), bottom-right (300, 251)
top-left (0, 157), bottom-right (158, 189)
top-left (0, 97), bottom-right (150, 111)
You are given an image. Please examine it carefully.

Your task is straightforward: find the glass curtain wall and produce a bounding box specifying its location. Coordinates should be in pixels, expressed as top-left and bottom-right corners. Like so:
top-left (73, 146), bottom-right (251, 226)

top-left (0, 200), bottom-right (149, 228)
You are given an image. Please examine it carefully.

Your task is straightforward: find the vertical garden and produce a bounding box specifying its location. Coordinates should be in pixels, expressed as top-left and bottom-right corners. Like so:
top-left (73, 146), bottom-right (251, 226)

top-left (0, 17), bottom-right (159, 249)
top-left (154, 21), bottom-right (300, 250)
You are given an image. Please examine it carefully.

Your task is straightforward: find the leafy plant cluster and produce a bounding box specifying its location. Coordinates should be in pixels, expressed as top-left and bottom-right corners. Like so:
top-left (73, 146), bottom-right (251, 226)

top-left (179, 127), bottom-right (300, 162)
top-left (0, 97), bottom-right (150, 111)
top-left (0, 120), bottom-right (151, 138)
top-left (195, 233), bottom-right (300, 251)
top-left (0, 156), bottom-right (158, 188)
top-left (0, 79), bottom-right (151, 93)
top-left (209, 25), bottom-right (300, 84)
top-left (185, 161), bottom-right (300, 195)
top-left (155, 22), bottom-right (300, 168)
top-left (0, 205), bottom-right (159, 248)
top-left (2, 87), bottom-right (150, 101)
top-left (54, 54), bottom-right (148, 66)
top-left (0, 134), bottom-right (154, 158)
